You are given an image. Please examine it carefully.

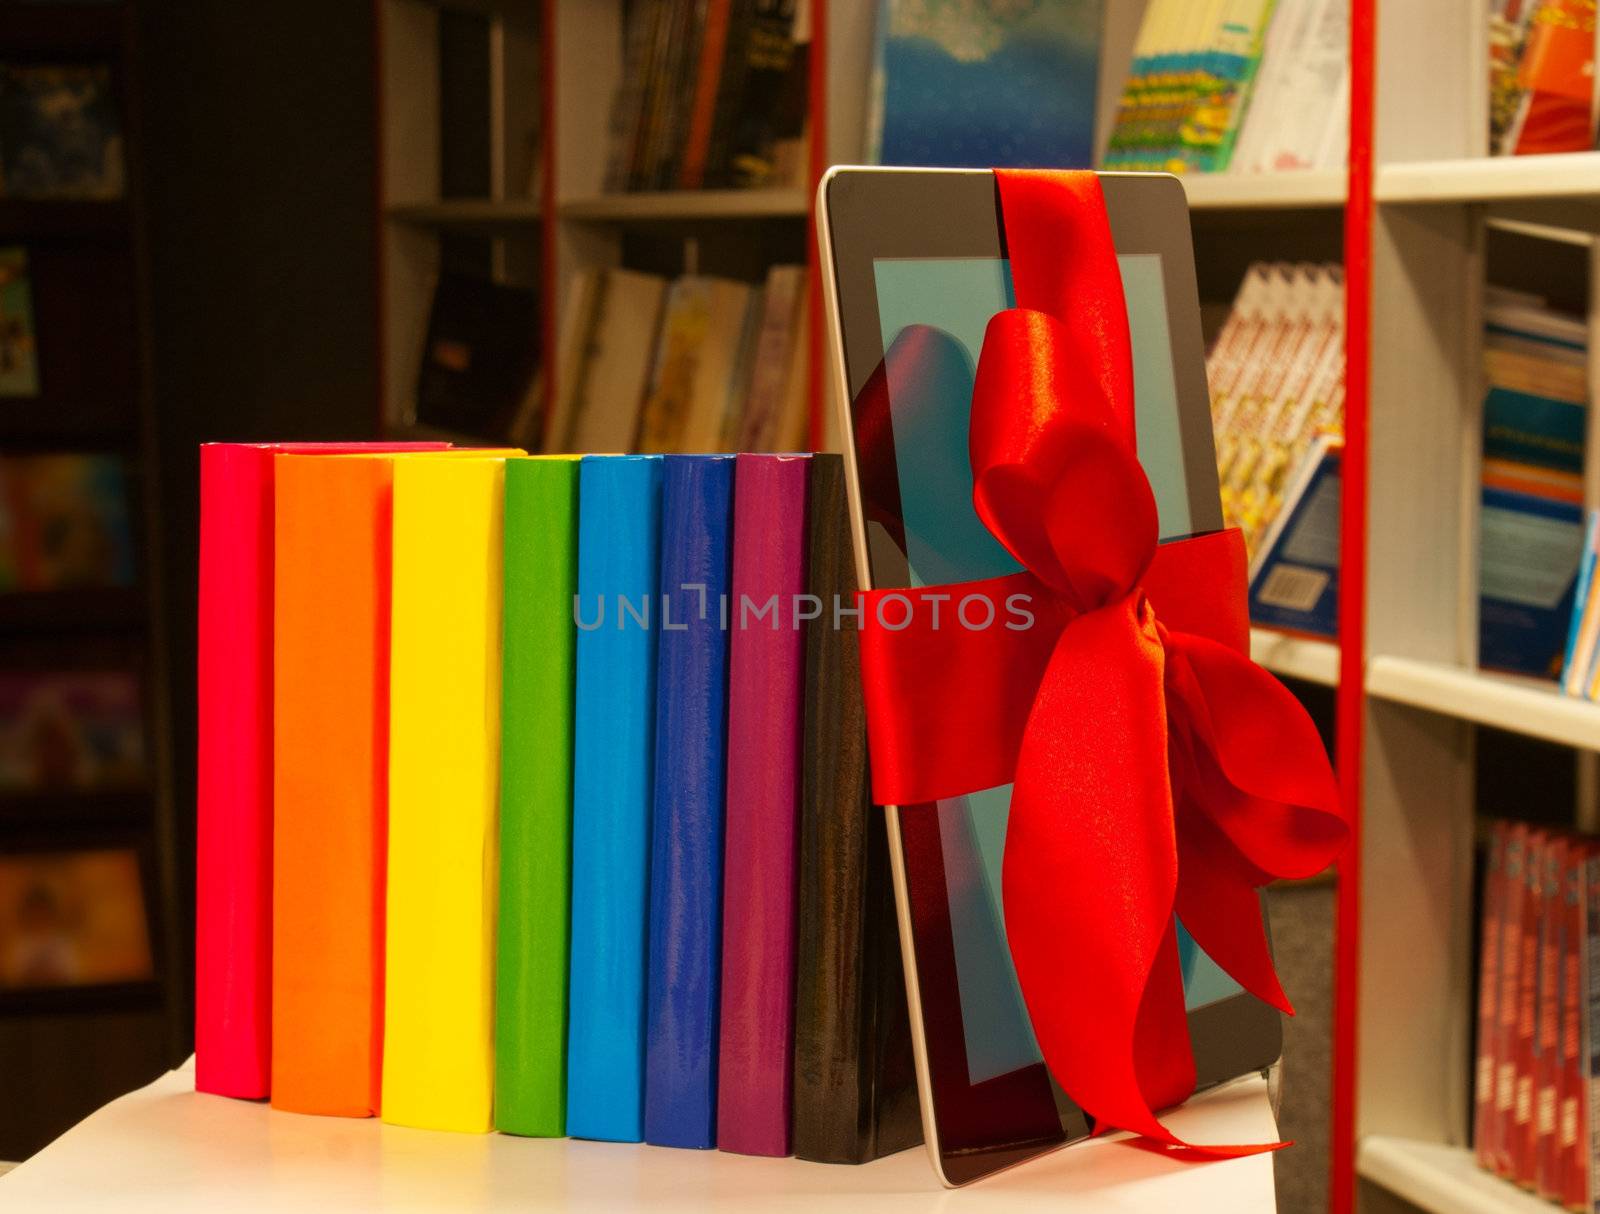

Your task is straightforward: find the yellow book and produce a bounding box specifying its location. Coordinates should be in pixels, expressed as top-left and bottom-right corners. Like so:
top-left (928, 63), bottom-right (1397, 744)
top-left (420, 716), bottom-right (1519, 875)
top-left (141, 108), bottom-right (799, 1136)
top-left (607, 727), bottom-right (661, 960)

top-left (382, 453), bottom-right (514, 1133)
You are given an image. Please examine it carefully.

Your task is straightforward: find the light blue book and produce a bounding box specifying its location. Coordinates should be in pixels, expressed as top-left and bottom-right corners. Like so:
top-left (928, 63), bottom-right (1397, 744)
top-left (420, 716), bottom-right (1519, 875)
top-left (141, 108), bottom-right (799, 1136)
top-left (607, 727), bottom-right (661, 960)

top-left (567, 454), bottom-right (663, 1142)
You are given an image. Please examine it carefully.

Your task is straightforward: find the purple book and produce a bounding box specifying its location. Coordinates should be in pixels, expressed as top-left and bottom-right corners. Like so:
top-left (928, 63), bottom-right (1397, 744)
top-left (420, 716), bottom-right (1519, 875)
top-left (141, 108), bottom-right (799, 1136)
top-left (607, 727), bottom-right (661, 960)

top-left (717, 453), bottom-right (811, 1156)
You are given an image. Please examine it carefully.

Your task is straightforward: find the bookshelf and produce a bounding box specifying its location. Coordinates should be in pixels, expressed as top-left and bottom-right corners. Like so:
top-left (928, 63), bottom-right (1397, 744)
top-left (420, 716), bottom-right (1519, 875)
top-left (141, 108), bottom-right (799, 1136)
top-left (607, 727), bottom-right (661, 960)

top-left (1347, 1), bottom-right (1600, 1212)
top-left (0, 0), bottom-right (181, 1162)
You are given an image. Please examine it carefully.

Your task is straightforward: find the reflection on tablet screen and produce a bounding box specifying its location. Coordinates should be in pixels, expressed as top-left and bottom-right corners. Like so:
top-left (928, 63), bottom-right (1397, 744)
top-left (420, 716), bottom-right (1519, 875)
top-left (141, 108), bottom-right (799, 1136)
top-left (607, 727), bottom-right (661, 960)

top-left (872, 254), bottom-right (1243, 1085)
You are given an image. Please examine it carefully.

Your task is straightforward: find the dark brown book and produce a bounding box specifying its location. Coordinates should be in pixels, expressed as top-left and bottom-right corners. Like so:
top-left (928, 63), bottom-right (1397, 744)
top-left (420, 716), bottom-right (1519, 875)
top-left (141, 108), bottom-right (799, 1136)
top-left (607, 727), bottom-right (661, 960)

top-left (791, 453), bottom-right (922, 1164)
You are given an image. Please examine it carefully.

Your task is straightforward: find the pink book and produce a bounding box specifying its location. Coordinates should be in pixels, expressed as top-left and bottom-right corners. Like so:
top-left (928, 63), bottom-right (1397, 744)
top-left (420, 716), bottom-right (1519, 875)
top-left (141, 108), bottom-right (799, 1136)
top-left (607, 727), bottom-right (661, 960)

top-left (717, 453), bottom-right (810, 1156)
top-left (194, 440), bottom-right (444, 1098)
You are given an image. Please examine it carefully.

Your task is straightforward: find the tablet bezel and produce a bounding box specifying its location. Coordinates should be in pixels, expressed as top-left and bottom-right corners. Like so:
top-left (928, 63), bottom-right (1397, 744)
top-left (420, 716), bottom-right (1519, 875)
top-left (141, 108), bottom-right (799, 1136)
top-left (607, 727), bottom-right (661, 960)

top-left (816, 166), bottom-right (1282, 1187)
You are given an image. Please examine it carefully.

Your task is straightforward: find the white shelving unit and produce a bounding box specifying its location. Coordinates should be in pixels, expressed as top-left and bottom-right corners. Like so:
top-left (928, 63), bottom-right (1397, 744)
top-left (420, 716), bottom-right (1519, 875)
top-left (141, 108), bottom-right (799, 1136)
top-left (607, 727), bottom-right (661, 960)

top-left (1251, 628), bottom-right (1342, 687)
top-left (1366, 657), bottom-right (1600, 752)
top-left (1182, 170), bottom-right (1347, 211)
top-left (1357, 1137), bottom-right (1557, 1214)
top-left (1354, 2), bottom-right (1600, 1211)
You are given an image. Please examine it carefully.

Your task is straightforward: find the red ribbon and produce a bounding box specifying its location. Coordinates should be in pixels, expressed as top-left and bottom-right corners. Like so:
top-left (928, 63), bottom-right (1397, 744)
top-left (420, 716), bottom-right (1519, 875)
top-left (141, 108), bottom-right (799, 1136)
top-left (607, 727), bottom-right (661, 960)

top-left (857, 170), bottom-right (1347, 1152)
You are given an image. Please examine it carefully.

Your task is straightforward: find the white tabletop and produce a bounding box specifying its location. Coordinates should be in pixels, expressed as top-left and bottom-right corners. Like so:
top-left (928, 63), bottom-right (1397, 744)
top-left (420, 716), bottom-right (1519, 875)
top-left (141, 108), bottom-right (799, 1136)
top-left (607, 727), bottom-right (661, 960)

top-left (1, 1059), bottom-right (1280, 1211)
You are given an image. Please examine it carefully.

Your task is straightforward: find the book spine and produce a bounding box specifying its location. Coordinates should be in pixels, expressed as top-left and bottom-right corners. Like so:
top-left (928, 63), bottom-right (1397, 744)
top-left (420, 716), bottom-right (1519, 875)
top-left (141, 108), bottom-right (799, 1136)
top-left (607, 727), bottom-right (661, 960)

top-left (382, 456), bottom-right (507, 1134)
top-left (1493, 825), bottom-right (1530, 1172)
top-left (1476, 821), bottom-right (1508, 1166)
top-left (644, 455), bottom-right (735, 1149)
top-left (568, 455), bottom-right (664, 1142)
top-left (1561, 845), bottom-right (1587, 1209)
top-left (270, 455), bottom-right (393, 1118)
top-left (717, 452), bottom-right (810, 1156)
top-left (1541, 838), bottom-right (1572, 1194)
top-left (1512, 832), bottom-right (1549, 1180)
top-left (1587, 851), bottom-right (1600, 1212)
top-left (495, 457), bottom-right (580, 1137)
top-left (679, 0), bottom-right (737, 188)
top-left (791, 454), bottom-right (920, 1164)
top-left (195, 443), bottom-right (274, 1099)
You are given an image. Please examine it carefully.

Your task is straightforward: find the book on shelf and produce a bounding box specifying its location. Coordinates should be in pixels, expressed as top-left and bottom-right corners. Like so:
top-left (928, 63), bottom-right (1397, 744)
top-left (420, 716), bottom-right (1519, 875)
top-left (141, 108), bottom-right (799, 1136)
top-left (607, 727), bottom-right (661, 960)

top-left (0, 669), bottom-right (144, 794)
top-left (495, 456), bottom-right (580, 1139)
top-left (1561, 510), bottom-right (1600, 699)
top-left (644, 454), bottom-right (735, 1150)
top-left (415, 272), bottom-right (542, 445)
top-left (1474, 822), bottom-right (1600, 1205)
top-left (1489, 0), bottom-right (1598, 157)
top-left (1478, 287), bottom-right (1588, 680)
top-left (1201, 262), bottom-right (1346, 636)
top-left (602, 0), bottom-right (812, 193)
top-left (0, 846), bottom-right (153, 994)
top-left (0, 246), bottom-right (39, 398)
top-left (551, 263), bottom-right (810, 455)
top-left (0, 453), bottom-right (136, 594)
top-left (869, 0), bottom-right (1100, 169)
top-left (1103, 0), bottom-right (1348, 174)
top-left (0, 64), bottom-right (125, 200)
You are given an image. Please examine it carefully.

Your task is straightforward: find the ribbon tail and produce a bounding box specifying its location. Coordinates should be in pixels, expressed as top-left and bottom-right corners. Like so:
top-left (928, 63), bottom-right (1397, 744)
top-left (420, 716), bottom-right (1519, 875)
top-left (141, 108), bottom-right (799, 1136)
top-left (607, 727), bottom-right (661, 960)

top-left (1001, 595), bottom-right (1183, 1144)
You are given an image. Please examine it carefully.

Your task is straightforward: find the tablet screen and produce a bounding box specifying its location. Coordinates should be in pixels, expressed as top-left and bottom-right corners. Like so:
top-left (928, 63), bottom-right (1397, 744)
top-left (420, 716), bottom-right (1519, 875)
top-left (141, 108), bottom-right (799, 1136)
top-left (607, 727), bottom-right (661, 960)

top-left (871, 253), bottom-right (1242, 1084)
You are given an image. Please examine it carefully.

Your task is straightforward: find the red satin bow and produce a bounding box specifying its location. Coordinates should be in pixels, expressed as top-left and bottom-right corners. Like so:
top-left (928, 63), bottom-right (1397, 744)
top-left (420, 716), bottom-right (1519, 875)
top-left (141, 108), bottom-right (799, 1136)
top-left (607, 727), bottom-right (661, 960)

top-left (857, 169), bottom-right (1347, 1152)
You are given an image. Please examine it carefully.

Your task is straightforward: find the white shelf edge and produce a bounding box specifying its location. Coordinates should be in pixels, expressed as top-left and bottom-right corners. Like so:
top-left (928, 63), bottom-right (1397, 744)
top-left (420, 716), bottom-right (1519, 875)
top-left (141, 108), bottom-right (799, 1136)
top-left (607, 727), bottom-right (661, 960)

top-left (1365, 655), bottom-right (1600, 752)
top-left (1357, 1136), bottom-right (1554, 1214)
top-left (557, 188), bottom-right (809, 222)
top-left (1249, 627), bottom-right (1340, 686)
top-left (1179, 169), bottom-right (1346, 210)
top-left (385, 199), bottom-right (543, 226)
top-left (1376, 151), bottom-right (1600, 205)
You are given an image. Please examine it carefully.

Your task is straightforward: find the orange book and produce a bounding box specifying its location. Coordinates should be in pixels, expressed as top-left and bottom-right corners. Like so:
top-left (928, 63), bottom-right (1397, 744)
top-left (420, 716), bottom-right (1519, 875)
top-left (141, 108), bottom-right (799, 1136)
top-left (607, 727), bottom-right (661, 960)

top-left (270, 453), bottom-right (398, 1116)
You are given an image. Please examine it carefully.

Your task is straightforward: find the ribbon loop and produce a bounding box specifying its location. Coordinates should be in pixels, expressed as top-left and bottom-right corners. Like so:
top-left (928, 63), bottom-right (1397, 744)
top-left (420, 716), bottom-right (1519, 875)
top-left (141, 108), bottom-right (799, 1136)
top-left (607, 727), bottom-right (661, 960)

top-left (856, 169), bottom-right (1348, 1155)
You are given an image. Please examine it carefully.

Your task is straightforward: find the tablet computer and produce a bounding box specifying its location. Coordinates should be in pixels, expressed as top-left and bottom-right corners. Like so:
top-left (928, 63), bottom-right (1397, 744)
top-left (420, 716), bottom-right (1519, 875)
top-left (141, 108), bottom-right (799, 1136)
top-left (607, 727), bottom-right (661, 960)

top-left (816, 167), bottom-right (1281, 1186)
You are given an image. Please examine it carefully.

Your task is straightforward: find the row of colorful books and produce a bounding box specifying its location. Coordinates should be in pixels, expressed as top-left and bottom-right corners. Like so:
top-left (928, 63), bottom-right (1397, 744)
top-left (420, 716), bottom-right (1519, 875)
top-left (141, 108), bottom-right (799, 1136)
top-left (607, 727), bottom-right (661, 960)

top-left (601, 0), bottom-right (810, 193)
top-left (1472, 820), bottom-right (1598, 1208)
top-left (1562, 512), bottom-right (1600, 699)
top-left (544, 264), bottom-right (811, 456)
top-left (1489, 0), bottom-right (1599, 158)
top-left (0, 452), bottom-right (136, 594)
top-left (1102, 0), bottom-right (1349, 174)
top-left (194, 442), bottom-right (919, 1164)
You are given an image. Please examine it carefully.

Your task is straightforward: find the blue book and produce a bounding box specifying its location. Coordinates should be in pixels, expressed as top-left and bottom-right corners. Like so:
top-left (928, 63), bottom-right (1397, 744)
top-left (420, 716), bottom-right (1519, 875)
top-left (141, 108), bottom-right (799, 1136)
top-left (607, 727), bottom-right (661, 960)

top-left (1479, 484), bottom-right (1586, 678)
top-left (868, 0), bottom-right (1100, 170)
top-left (568, 455), bottom-right (664, 1141)
top-left (643, 455), bottom-right (735, 1149)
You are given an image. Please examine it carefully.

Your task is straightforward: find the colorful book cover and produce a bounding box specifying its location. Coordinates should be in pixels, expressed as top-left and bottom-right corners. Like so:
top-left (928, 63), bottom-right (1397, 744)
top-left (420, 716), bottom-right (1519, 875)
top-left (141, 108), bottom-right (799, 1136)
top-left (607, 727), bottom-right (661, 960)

top-left (0, 670), bottom-right (143, 793)
top-left (870, 0), bottom-right (1101, 169)
top-left (644, 454), bottom-right (735, 1150)
top-left (0, 247), bottom-right (39, 397)
top-left (496, 456), bottom-right (580, 1138)
top-left (567, 455), bottom-right (663, 1142)
top-left (717, 452), bottom-right (809, 1157)
top-left (381, 453), bottom-right (511, 1134)
top-left (195, 441), bottom-right (443, 1100)
top-left (0, 64), bottom-right (125, 199)
top-left (0, 848), bottom-right (152, 992)
top-left (270, 453), bottom-right (399, 1118)
top-left (0, 454), bottom-right (135, 591)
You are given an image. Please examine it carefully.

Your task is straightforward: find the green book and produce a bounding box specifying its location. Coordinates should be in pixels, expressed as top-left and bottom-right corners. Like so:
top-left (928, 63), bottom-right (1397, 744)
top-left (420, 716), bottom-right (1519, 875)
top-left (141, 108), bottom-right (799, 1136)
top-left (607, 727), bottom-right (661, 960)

top-left (495, 456), bottom-right (579, 1136)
